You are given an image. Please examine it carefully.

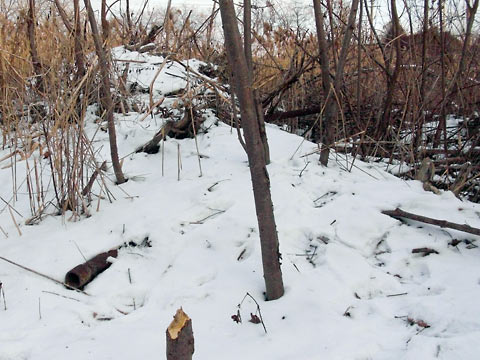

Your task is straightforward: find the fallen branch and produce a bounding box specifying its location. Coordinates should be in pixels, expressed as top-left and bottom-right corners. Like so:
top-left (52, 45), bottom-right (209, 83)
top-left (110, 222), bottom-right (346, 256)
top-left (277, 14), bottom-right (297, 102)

top-left (411, 247), bottom-right (439, 256)
top-left (264, 105), bottom-right (321, 123)
top-left (382, 208), bottom-right (480, 236)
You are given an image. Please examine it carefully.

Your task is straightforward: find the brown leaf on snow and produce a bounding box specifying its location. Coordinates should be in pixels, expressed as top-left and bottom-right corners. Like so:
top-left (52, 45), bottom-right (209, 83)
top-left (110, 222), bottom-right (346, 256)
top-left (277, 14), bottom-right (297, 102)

top-left (249, 313), bottom-right (261, 324)
top-left (407, 317), bottom-right (430, 328)
top-left (231, 310), bottom-right (242, 324)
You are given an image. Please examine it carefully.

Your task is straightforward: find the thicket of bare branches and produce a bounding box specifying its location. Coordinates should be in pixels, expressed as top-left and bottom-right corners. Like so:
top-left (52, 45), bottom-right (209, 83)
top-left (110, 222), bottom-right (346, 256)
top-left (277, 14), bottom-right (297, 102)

top-left (0, 0), bottom-right (479, 218)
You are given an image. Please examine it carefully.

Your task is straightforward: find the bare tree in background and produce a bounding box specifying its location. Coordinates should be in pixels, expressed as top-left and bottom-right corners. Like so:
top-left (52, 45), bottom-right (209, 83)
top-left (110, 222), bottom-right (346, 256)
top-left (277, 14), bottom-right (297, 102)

top-left (243, 0), bottom-right (270, 164)
top-left (73, 0), bottom-right (86, 81)
top-left (84, 0), bottom-right (127, 184)
top-left (27, 0), bottom-right (44, 93)
top-left (219, 0), bottom-right (284, 300)
top-left (313, 0), bottom-right (360, 166)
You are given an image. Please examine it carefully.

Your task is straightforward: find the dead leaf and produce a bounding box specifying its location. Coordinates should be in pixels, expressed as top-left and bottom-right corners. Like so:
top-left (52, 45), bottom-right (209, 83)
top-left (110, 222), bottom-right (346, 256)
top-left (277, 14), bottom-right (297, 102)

top-left (249, 313), bottom-right (261, 324)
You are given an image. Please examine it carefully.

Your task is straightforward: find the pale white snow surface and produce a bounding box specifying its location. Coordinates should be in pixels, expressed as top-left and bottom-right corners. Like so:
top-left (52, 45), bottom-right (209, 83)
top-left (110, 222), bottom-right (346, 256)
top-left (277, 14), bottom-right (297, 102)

top-left (1, 48), bottom-right (480, 360)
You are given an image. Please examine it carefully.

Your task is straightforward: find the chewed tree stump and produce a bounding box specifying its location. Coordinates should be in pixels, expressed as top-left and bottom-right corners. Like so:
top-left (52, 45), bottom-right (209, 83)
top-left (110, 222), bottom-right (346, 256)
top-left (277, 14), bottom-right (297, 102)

top-left (166, 308), bottom-right (194, 360)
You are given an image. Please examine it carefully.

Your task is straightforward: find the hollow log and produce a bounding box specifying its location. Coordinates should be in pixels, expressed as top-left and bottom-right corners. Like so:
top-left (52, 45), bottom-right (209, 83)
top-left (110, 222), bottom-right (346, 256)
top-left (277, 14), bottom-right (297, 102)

top-left (166, 308), bottom-right (194, 360)
top-left (65, 249), bottom-right (118, 289)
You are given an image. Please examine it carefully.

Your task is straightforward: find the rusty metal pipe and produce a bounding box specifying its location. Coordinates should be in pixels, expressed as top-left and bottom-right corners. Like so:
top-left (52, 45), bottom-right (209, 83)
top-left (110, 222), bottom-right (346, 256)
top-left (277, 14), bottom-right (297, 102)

top-left (65, 249), bottom-right (118, 289)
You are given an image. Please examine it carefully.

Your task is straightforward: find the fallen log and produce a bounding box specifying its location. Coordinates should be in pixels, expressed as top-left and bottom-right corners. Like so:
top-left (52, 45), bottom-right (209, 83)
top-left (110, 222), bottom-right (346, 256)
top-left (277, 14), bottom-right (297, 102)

top-left (382, 208), bottom-right (480, 237)
top-left (136, 108), bottom-right (202, 154)
top-left (264, 105), bottom-right (321, 123)
top-left (65, 249), bottom-right (118, 289)
top-left (167, 308), bottom-right (194, 360)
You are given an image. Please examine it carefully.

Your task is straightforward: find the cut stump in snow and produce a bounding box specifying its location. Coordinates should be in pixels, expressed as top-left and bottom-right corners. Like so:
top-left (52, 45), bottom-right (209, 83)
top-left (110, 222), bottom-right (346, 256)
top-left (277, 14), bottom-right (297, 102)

top-left (166, 308), bottom-right (194, 360)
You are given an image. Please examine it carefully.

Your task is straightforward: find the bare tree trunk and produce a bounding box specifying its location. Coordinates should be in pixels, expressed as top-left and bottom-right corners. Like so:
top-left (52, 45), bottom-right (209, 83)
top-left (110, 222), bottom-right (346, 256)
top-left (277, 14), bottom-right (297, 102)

top-left (126, 0), bottom-right (132, 35)
top-left (433, 0), bottom-right (447, 156)
top-left (73, 0), bottom-right (86, 81)
top-left (244, 0), bottom-right (253, 77)
top-left (164, 0), bottom-right (173, 50)
top-left (27, 0), bottom-right (43, 93)
top-left (420, 0), bottom-right (428, 101)
top-left (325, 0), bottom-right (337, 68)
top-left (53, 0), bottom-right (74, 33)
top-left (416, 0), bottom-right (429, 150)
top-left (445, 0), bottom-right (479, 101)
top-left (433, 0), bottom-right (478, 146)
top-left (101, 0), bottom-right (109, 42)
top-left (243, 0), bottom-right (270, 163)
top-left (377, 0), bottom-right (402, 138)
top-left (254, 89), bottom-right (270, 164)
top-left (84, 0), bottom-right (127, 184)
top-left (313, 0), bottom-right (359, 166)
top-left (454, 0), bottom-right (478, 90)
top-left (219, 0), bottom-right (284, 301)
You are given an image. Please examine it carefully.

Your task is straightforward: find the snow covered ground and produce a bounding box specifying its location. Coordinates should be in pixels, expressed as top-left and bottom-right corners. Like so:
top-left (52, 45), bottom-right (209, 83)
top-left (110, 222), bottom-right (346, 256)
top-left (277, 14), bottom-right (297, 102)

top-left (1, 49), bottom-right (480, 360)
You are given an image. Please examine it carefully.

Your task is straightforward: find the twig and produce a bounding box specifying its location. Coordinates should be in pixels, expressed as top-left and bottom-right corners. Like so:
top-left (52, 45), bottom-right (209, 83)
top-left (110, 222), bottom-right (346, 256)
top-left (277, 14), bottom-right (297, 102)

top-left (8, 206), bottom-right (22, 236)
top-left (207, 179), bottom-right (229, 192)
top-left (72, 240), bottom-right (87, 262)
top-left (0, 255), bottom-right (89, 295)
top-left (177, 143), bottom-right (182, 181)
top-left (237, 248), bottom-right (247, 261)
top-left (0, 282), bottom-right (6, 310)
top-left (238, 292), bottom-right (267, 333)
top-left (189, 209), bottom-right (226, 224)
top-left (138, 97), bottom-right (165, 122)
top-left (42, 290), bottom-right (80, 302)
top-left (386, 292), bottom-right (408, 297)
top-left (299, 161), bottom-right (310, 177)
top-left (0, 224), bottom-right (8, 238)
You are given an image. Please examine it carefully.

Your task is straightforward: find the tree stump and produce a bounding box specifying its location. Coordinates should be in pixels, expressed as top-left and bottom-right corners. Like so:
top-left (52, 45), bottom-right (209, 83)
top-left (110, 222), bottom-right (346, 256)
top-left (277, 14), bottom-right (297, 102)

top-left (166, 308), bottom-right (194, 360)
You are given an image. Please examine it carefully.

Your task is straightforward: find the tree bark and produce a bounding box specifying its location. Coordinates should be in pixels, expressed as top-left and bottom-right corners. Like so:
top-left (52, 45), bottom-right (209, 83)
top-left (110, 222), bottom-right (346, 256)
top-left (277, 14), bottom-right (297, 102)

top-left (219, 0), bottom-right (284, 300)
top-left (244, 0), bottom-right (253, 77)
top-left (101, 0), bottom-right (109, 42)
top-left (84, 0), bottom-right (127, 184)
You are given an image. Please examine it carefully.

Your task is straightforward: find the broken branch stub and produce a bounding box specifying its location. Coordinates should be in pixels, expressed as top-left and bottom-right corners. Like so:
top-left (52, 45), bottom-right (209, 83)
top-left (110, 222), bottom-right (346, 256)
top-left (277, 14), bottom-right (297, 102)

top-left (167, 308), bottom-right (194, 360)
top-left (65, 249), bottom-right (118, 289)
